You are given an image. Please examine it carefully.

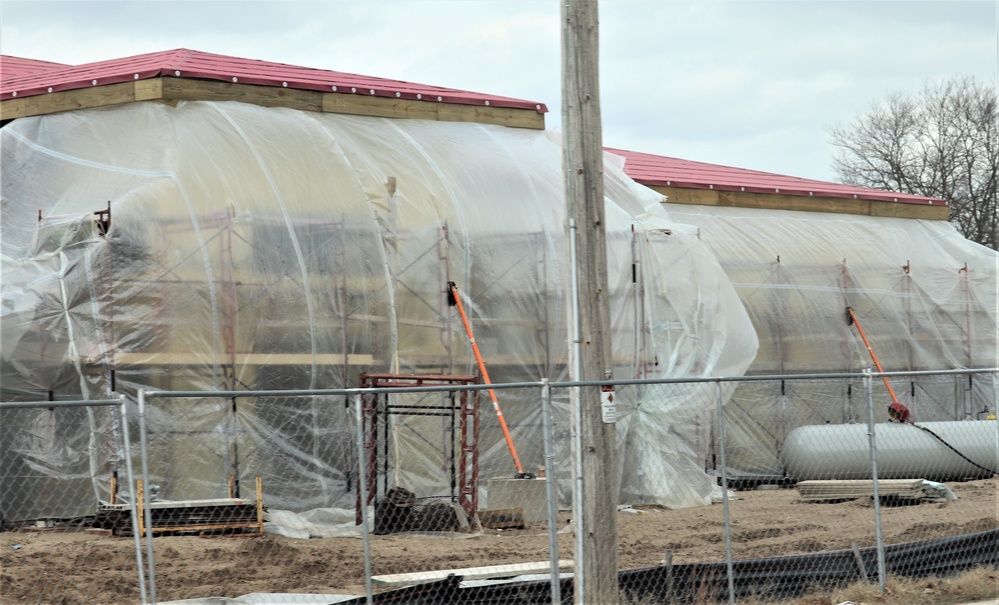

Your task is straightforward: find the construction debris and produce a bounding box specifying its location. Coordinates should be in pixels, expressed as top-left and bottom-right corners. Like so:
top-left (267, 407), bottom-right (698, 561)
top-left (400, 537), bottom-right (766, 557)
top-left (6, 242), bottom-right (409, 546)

top-left (796, 479), bottom-right (955, 502)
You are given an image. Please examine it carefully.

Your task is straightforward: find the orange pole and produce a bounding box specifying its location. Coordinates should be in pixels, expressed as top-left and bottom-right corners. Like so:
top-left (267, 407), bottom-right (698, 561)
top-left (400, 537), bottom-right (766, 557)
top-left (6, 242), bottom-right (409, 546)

top-left (847, 307), bottom-right (901, 406)
top-left (449, 282), bottom-right (525, 476)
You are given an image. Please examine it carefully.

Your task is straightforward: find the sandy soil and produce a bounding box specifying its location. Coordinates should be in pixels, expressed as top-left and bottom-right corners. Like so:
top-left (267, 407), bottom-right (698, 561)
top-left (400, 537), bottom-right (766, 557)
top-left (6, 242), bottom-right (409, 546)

top-left (1, 477), bottom-right (997, 605)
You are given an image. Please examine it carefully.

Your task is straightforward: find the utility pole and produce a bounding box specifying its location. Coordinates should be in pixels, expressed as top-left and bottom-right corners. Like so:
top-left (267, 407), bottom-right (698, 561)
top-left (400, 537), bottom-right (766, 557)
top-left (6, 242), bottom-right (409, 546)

top-left (561, 1), bottom-right (618, 603)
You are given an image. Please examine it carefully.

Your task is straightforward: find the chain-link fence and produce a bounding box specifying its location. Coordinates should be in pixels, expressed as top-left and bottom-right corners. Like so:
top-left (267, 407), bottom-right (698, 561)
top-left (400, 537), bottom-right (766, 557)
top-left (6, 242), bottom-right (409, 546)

top-left (2, 370), bottom-right (996, 604)
top-left (0, 396), bottom-right (148, 604)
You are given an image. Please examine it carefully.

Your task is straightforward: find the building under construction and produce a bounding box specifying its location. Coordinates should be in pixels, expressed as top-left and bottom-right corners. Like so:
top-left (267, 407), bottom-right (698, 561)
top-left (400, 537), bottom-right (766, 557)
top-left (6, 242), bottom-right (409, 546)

top-left (1, 50), bottom-right (995, 524)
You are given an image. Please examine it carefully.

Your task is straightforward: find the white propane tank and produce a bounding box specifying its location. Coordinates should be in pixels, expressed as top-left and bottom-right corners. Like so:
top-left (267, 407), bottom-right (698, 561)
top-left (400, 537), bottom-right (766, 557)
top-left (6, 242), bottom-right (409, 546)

top-left (781, 420), bottom-right (998, 481)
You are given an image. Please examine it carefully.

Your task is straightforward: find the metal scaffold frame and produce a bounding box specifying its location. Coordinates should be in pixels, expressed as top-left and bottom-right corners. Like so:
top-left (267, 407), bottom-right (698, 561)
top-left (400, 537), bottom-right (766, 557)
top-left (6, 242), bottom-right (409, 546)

top-left (356, 372), bottom-right (481, 529)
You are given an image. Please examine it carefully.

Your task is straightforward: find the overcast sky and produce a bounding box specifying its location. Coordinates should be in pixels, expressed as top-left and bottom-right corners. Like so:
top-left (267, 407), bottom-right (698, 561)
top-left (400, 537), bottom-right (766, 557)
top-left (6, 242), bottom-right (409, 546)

top-left (1, 0), bottom-right (996, 182)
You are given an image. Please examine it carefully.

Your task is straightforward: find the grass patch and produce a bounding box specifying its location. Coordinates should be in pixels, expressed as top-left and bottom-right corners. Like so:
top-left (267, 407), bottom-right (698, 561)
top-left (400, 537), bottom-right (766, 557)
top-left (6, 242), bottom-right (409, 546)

top-left (736, 566), bottom-right (998, 605)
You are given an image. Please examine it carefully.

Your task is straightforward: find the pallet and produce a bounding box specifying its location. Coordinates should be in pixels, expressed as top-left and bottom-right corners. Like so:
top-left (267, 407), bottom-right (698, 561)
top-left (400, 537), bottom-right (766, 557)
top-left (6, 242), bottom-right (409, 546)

top-left (796, 479), bottom-right (934, 501)
top-left (97, 476), bottom-right (264, 537)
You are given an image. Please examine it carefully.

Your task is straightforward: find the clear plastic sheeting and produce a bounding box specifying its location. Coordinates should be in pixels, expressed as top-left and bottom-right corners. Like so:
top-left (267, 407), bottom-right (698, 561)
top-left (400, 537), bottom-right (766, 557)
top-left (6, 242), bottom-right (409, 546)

top-left (663, 205), bottom-right (999, 477)
top-left (1, 100), bottom-right (757, 521)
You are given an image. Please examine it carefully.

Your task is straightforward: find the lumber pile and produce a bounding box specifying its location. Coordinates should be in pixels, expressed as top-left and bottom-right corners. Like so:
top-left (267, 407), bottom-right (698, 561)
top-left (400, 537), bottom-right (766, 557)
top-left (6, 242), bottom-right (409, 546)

top-left (796, 479), bottom-right (939, 501)
top-left (96, 476), bottom-right (264, 537)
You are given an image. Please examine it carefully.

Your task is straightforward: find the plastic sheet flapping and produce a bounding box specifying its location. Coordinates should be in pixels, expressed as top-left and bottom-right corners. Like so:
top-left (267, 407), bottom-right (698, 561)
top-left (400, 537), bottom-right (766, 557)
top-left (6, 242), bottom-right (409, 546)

top-left (1, 100), bottom-right (757, 520)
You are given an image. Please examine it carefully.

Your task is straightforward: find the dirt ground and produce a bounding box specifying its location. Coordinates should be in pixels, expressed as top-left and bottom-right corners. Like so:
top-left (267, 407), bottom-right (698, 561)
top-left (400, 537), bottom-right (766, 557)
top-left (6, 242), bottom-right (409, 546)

top-left (1, 477), bottom-right (997, 605)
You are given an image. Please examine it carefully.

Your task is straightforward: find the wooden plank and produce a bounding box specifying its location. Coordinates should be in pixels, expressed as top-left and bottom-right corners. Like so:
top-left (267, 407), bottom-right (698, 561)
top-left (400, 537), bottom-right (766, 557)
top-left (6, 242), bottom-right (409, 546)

top-left (323, 93), bottom-right (439, 121)
top-left (655, 186), bottom-right (949, 221)
top-left (372, 560), bottom-right (573, 587)
top-left (324, 93), bottom-right (544, 129)
top-left (111, 352), bottom-right (375, 366)
top-left (161, 78), bottom-right (323, 112)
top-left (2, 77), bottom-right (545, 130)
top-left (346, 313), bottom-right (545, 329)
top-left (797, 479), bottom-right (929, 500)
top-left (479, 507), bottom-right (525, 529)
top-left (869, 199), bottom-right (950, 220)
top-left (436, 103), bottom-right (545, 129)
top-left (145, 522), bottom-right (260, 534)
top-left (133, 78), bottom-right (164, 102)
top-left (1, 81), bottom-right (163, 120)
top-left (103, 497), bottom-right (254, 510)
top-left (115, 478), bottom-right (263, 537)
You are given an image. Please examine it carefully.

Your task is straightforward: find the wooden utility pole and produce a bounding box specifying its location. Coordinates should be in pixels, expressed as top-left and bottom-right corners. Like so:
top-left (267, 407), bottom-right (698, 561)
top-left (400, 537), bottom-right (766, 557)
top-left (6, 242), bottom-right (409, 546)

top-left (561, 1), bottom-right (618, 603)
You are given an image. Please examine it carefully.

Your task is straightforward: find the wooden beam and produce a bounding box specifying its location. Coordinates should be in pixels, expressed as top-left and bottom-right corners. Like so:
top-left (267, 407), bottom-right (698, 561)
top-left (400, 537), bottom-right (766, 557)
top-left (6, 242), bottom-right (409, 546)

top-left (1, 80), bottom-right (163, 120)
top-left (796, 479), bottom-right (933, 500)
top-left (160, 78), bottom-right (323, 111)
top-left (436, 102), bottom-right (544, 129)
top-left (2, 77), bottom-right (546, 129)
top-left (478, 507), bottom-right (526, 529)
top-left (323, 92), bottom-right (439, 121)
top-left (110, 352), bottom-right (375, 366)
top-left (651, 185), bottom-right (949, 221)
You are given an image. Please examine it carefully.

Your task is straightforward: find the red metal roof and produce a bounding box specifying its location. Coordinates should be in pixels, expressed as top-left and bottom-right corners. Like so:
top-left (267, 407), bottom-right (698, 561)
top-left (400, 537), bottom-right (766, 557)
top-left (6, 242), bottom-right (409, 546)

top-left (0, 55), bottom-right (70, 79)
top-left (606, 147), bottom-right (947, 207)
top-left (0, 48), bottom-right (548, 113)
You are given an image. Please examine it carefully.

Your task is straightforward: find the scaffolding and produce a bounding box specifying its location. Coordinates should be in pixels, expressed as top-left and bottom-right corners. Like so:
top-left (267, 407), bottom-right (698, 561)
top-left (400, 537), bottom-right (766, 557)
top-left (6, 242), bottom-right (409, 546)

top-left (357, 373), bottom-right (481, 532)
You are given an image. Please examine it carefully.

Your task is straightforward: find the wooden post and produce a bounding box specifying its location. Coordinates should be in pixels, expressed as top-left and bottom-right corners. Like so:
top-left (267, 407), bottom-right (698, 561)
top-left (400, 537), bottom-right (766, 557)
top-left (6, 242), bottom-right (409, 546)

top-left (255, 476), bottom-right (264, 535)
top-left (136, 479), bottom-right (145, 538)
top-left (562, 1), bottom-right (618, 603)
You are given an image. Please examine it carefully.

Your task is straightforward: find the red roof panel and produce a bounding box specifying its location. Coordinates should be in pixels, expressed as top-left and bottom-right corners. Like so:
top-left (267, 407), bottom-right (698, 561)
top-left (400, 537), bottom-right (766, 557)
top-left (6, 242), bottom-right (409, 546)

top-left (0, 55), bottom-right (71, 79)
top-left (0, 48), bottom-right (548, 113)
top-left (606, 147), bottom-right (947, 207)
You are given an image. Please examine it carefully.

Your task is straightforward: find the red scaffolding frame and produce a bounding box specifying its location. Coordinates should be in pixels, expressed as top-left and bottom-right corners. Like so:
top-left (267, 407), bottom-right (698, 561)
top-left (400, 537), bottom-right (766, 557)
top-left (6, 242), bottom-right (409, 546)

top-left (356, 373), bottom-right (481, 530)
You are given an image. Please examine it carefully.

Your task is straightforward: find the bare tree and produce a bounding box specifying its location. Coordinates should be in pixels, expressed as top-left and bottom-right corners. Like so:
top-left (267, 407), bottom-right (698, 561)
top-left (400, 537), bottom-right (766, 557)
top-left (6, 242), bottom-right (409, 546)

top-left (831, 76), bottom-right (998, 249)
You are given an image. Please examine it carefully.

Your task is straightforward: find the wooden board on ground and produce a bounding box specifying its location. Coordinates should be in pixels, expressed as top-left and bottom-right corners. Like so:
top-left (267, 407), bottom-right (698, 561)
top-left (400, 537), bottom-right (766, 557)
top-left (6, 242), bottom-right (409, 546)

top-left (372, 560), bottom-right (573, 587)
top-left (478, 507), bottom-right (525, 529)
top-left (796, 479), bottom-right (933, 500)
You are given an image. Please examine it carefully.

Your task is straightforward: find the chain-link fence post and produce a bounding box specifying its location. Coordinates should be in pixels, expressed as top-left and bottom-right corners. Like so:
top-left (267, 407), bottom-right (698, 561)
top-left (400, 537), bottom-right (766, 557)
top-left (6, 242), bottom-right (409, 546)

top-left (354, 391), bottom-right (374, 605)
top-left (863, 369), bottom-right (887, 593)
top-left (541, 379), bottom-right (562, 605)
top-left (136, 388), bottom-right (158, 603)
top-left (117, 393), bottom-right (148, 605)
top-left (715, 380), bottom-right (736, 605)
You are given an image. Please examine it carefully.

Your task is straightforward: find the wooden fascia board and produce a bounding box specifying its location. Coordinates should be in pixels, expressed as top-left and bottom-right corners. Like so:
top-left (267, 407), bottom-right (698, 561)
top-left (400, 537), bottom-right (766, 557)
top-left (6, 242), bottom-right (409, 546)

top-left (649, 184), bottom-right (949, 221)
top-left (1, 77), bottom-right (546, 130)
top-left (1, 79), bottom-right (164, 120)
top-left (161, 78), bottom-right (323, 111)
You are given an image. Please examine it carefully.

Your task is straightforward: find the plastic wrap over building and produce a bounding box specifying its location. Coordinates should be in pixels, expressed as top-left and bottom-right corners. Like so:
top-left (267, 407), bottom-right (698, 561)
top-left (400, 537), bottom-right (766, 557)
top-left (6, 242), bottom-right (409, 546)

top-left (609, 149), bottom-right (999, 480)
top-left (1, 50), bottom-right (758, 522)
